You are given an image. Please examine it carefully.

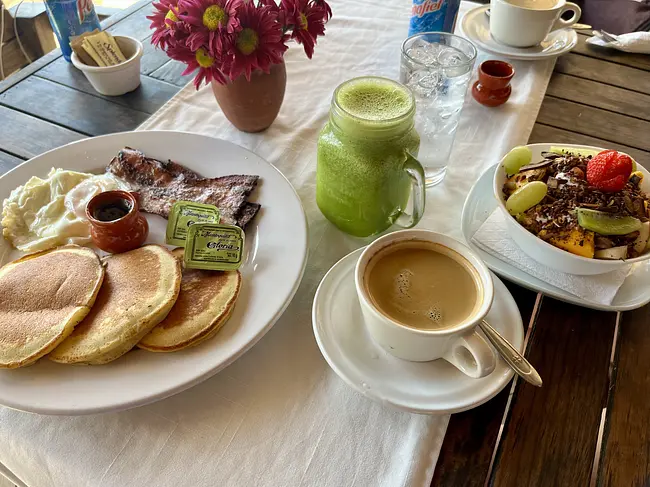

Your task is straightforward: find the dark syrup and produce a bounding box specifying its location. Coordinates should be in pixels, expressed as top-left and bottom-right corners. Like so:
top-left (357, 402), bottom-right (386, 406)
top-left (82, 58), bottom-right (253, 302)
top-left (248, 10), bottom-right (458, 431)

top-left (94, 200), bottom-right (132, 222)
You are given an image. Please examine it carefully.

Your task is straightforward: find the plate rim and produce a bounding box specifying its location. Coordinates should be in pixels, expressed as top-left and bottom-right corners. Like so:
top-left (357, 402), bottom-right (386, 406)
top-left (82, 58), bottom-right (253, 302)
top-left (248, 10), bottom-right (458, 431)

top-left (460, 5), bottom-right (578, 61)
top-left (0, 130), bottom-right (309, 415)
top-left (312, 247), bottom-right (521, 415)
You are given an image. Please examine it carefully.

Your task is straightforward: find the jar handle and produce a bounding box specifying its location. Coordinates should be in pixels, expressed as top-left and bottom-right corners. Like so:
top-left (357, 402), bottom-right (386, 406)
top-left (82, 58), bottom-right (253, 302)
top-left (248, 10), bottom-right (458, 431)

top-left (395, 153), bottom-right (426, 229)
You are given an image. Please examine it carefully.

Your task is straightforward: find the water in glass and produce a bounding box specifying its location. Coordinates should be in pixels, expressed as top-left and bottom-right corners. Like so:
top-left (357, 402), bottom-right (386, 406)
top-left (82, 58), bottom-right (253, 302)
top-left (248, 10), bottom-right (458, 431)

top-left (400, 33), bottom-right (476, 187)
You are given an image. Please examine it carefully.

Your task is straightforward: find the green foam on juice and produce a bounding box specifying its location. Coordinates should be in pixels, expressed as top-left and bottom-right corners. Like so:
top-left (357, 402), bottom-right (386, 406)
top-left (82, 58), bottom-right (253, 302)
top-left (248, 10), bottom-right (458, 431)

top-left (336, 77), bottom-right (414, 122)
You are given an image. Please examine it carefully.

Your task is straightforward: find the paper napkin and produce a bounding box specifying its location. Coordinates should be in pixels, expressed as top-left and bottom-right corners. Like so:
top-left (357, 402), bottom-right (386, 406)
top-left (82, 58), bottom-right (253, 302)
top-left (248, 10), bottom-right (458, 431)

top-left (586, 31), bottom-right (650, 54)
top-left (472, 210), bottom-right (631, 305)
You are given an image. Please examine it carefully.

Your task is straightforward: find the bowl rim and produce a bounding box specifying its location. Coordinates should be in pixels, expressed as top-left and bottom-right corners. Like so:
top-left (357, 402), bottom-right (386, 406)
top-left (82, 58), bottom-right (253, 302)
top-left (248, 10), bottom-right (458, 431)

top-left (71, 35), bottom-right (143, 73)
top-left (493, 142), bottom-right (650, 267)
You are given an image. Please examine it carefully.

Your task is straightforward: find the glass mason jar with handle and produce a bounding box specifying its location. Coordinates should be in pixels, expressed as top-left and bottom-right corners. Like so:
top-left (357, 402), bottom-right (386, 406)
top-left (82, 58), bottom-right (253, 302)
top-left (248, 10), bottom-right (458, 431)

top-left (316, 77), bottom-right (426, 238)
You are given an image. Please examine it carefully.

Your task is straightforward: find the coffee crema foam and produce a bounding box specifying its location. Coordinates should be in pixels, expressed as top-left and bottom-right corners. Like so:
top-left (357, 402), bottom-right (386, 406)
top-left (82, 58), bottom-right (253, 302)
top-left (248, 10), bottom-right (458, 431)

top-left (365, 241), bottom-right (482, 331)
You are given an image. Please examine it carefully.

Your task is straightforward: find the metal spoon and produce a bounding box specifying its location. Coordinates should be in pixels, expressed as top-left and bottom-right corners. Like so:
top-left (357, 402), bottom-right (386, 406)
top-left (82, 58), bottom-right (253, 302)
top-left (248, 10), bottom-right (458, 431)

top-left (479, 320), bottom-right (543, 387)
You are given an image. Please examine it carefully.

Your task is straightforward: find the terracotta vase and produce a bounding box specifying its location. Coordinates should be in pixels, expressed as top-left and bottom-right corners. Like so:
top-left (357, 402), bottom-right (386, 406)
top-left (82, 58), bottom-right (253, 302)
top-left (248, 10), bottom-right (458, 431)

top-left (471, 60), bottom-right (515, 108)
top-left (211, 61), bottom-right (287, 133)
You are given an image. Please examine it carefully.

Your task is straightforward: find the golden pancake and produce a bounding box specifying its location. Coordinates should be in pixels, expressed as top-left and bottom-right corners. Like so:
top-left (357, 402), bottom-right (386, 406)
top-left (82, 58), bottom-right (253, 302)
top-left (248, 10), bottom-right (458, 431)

top-left (138, 248), bottom-right (241, 352)
top-left (0, 245), bottom-right (104, 368)
top-left (49, 245), bottom-right (181, 364)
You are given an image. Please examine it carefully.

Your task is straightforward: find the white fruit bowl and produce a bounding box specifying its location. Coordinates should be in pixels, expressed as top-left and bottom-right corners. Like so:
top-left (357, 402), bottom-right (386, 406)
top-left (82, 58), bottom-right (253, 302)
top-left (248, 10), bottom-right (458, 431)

top-left (493, 143), bottom-right (650, 275)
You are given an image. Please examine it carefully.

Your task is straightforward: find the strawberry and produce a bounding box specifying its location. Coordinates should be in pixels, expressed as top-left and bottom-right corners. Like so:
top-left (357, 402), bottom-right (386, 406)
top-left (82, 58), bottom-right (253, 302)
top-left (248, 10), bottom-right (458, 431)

top-left (586, 150), bottom-right (634, 192)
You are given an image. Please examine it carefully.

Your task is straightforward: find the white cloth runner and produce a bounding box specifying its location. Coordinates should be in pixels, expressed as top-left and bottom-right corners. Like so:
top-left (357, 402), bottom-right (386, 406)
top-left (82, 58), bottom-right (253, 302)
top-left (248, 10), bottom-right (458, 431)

top-left (587, 31), bottom-right (650, 54)
top-left (0, 2), bottom-right (556, 486)
top-left (473, 209), bottom-right (630, 305)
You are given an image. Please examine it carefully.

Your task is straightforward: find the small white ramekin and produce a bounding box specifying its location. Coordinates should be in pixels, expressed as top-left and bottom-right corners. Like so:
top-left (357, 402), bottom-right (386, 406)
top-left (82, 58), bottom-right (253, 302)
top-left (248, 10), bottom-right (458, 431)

top-left (71, 35), bottom-right (143, 96)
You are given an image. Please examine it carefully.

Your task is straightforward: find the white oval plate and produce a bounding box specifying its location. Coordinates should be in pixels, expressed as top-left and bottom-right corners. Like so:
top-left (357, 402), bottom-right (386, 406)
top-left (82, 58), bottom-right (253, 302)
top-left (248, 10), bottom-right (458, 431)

top-left (312, 248), bottom-right (522, 415)
top-left (0, 131), bottom-right (308, 415)
top-left (460, 5), bottom-right (578, 61)
top-left (462, 163), bottom-right (650, 311)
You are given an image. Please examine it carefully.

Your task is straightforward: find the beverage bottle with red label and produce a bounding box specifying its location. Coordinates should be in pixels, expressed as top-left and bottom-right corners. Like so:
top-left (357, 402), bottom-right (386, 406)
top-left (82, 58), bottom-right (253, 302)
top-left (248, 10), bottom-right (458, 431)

top-left (44, 0), bottom-right (101, 62)
top-left (408, 0), bottom-right (461, 35)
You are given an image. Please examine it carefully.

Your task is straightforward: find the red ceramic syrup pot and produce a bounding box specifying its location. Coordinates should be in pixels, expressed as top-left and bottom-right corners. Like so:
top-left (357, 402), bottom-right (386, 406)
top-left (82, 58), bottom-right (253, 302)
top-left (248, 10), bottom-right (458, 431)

top-left (86, 190), bottom-right (149, 254)
top-left (471, 60), bottom-right (515, 108)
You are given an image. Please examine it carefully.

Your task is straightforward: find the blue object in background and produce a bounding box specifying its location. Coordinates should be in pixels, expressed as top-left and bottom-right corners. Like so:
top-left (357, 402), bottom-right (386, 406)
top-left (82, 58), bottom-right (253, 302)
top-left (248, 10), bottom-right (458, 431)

top-left (44, 0), bottom-right (101, 62)
top-left (408, 0), bottom-right (462, 36)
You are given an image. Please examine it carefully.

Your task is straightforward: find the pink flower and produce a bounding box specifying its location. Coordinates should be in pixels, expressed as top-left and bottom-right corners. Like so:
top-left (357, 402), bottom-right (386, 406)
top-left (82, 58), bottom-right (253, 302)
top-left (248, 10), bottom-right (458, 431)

top-left (225, 2), bottom-right (287, 82)
top-left (167, 41), bottom-right (228, 89)
top-left (281, 0), bottom-right (328, 58)
top-left (148, 0), bottom-right (184, 49)
top-left (178, 0), bottom-right (242, 52)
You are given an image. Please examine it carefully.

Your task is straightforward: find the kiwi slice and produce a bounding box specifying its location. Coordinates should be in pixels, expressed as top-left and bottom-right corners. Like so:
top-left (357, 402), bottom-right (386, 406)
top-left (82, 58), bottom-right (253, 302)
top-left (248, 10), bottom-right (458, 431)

top-left (550, 146), bottom-right (601, 158)
top-left (577, 208), bottom-right (642, 236)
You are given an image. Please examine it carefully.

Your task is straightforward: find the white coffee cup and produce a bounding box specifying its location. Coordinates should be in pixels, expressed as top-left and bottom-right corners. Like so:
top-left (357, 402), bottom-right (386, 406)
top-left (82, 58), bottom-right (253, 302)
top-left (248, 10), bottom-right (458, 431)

top-left (355, 229), bottom-right (497, 379)
top-left (489, 0), bottom-right (582, 48)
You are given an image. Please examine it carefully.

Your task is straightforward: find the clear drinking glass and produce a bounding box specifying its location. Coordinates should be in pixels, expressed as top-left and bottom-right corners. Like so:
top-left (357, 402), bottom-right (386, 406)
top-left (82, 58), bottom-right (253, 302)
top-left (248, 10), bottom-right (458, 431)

top-left (400, 32), bottom-right (477, 187)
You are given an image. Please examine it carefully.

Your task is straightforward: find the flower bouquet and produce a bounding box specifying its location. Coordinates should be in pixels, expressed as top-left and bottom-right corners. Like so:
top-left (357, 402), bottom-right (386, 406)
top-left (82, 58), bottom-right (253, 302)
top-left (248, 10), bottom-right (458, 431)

top-left (148, 0), bottom-right (332, 131)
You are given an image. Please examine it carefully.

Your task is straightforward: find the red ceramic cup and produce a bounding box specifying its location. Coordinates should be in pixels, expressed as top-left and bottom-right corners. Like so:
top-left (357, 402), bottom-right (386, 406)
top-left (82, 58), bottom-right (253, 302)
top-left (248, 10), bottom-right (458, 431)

top-left (86, 190), bottom-right (149, 254)
top-left (471, 60), bottom-right (515, 108)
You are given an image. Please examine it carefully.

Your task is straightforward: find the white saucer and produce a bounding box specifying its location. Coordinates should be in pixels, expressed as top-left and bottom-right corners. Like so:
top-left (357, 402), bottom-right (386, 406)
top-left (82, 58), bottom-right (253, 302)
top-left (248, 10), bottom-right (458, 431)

top-left (312, 248), bottom-right (523, 415)
top-left (461, 164), bottom-right (650, 311)
top-left (460, 5), bottom-right (577, 60)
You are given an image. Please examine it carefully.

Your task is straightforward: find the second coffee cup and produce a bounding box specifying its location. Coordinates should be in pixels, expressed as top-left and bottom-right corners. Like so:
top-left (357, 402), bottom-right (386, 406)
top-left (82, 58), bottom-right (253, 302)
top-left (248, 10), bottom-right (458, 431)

top-left (489, 0), bottom-right (582, 48)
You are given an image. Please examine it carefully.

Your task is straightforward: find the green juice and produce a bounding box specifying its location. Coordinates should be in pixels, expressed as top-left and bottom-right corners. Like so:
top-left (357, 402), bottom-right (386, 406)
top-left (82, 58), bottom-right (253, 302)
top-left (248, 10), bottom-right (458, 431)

top-left (316, 77), bottom-right (421, 237)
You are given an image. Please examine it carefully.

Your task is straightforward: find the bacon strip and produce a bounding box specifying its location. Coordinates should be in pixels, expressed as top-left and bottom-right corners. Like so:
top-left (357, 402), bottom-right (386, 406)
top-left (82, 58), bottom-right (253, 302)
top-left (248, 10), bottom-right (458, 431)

top-left (106, 148), bottom-right (260, 228)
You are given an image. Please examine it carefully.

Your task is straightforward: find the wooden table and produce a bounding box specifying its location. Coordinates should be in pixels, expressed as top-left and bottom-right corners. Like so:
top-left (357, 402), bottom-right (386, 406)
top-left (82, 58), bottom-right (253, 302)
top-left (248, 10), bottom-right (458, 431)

top-left (0, 0), bottom-right (188, 169)
top-left (1, 3), bottom-right (650, 486)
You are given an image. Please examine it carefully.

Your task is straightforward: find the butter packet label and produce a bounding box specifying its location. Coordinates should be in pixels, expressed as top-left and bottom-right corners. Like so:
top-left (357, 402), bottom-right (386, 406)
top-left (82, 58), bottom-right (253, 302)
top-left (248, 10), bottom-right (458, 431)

top-left (166, 201), bottom-right (221, 247)
top-left (184, 224), bottom-right (244, 271)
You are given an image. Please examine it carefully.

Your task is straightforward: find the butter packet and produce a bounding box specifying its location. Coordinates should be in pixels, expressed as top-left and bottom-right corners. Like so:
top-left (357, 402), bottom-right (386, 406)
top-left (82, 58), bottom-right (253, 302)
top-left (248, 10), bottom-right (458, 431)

top-left (166, 201), bottom-right (221, 247)
top-left (184, 223), bottom-right (244, 271)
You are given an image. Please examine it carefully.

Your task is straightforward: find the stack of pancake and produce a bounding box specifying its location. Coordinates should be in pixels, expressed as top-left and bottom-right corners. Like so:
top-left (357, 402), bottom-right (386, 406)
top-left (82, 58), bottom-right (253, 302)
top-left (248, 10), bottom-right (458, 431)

top-left (0, 244), bottom-right (242, 368)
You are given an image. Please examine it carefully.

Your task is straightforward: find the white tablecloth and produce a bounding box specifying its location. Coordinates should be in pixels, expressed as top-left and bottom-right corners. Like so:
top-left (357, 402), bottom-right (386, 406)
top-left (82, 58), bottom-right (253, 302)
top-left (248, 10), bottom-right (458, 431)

top-left (0, 2), bottom-right (555, 486)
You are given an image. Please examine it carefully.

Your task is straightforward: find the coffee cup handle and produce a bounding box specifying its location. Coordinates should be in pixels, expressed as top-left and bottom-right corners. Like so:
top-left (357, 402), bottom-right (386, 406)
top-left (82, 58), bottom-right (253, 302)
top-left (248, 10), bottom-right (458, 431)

top-left (394, 153), bottom-right (426, 229)
top-left (443, 330), bottom-right (497, 379)
top-left (552, 2), bottom-right (581, 31)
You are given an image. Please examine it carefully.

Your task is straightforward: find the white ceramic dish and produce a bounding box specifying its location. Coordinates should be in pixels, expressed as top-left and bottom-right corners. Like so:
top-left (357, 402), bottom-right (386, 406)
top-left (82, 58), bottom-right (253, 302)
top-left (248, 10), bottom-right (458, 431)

top-left (0, 131), bottom-right (308, 415)
top-left (312, 248), bottom-right (523, 415)
top-left (493, 143), bottom-right (650, 275)
top-left (460, 5), bottom-right (578, 60)
top-left (463, 163), bottom-right (650, 311)
top-left (71, 35), bottom-right (143, 96)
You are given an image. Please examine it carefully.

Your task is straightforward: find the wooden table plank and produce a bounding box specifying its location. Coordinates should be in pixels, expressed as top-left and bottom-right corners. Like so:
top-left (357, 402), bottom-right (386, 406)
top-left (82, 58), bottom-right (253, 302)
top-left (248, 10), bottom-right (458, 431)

top-left (0, 106), bottom-right (85, 159)
top-left (0, 77), bottom-right (150, 136)
top-left (106, 4), bottom-right (155, 41)
top-left (546, 73), bottom-right (650, 122)
top-left (140, 35), bottom-right (172, 75)
top-left (489, 299), bottom-right (617, 487)
top-left (149, 60), bottom-right (192, 87)
top-left (573, 33), bottom-right (650, 72)
top-left (0, 151), bottom-right (25, 173)
top-left (0, 0), bottom-right (153, 95)
top-left (36, 58), bottom-right (180, 115)
top-left (536, 97), bottom-right (650, 152)
top-left (529, 124), bottom-right (650, 168)
top-left (555, 54), bottom-right (650, 95)
top-left (598, 311), bottom-right (650, 487)
top-left (431, 281), bottom-right (539, 487)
